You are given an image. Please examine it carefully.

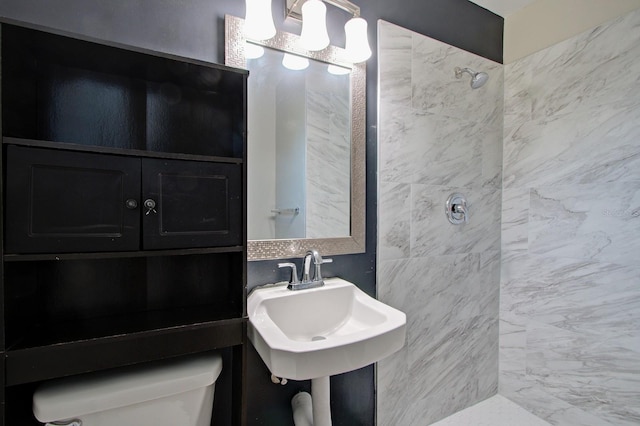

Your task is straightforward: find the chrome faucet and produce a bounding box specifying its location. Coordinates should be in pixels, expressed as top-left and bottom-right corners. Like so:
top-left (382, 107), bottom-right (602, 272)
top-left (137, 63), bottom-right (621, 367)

top-left (278, 249), bottom-right (333, 290)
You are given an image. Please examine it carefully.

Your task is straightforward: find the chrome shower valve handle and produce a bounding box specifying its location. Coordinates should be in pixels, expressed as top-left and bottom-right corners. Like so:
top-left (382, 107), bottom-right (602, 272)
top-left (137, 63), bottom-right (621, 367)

top-left (446, 193), bottom-right (468, 225)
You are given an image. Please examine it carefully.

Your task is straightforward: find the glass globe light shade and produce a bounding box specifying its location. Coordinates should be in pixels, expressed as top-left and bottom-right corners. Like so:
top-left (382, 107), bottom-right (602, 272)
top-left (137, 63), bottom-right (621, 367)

top-left (344, 17), bottom-right (371, 63)
top-left (300, 0), bottom-right (330, 51)
top-left (327, 64), bottom-right (350, 75)
top-left (282, 53), bottom-right (310, 70)
top-left (245, 0), bottom-right (276, 41)
top-left (245, 43), bottom-right (265, 59)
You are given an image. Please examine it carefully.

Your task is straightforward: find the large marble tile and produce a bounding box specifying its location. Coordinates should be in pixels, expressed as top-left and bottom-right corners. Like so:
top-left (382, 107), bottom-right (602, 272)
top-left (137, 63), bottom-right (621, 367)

top-left (500, 370), bottom-right (619, 426)
top-left (526, 322), bottom-right (640, 425)
top-left (503, 59), bottom-right (533, 141)
top-left (378, 253), bottom-right (499, 424)
top-left (411, 184), bottom-right (501, 257)
top-left (410, 31), bottom-right (503, 124)
top-left (502, 12), bottom-right (640, 190)
top-left (378, 104), bottom-right (425, 184)
top-left (520, 8), bottom-right (640, 121)
top-left (377, 394), bottom-right (430, 426)
top-left (413, 114), bottom-right (484, 187)
top-left (410, 255), bottom-right (498, 350)
top-left (501, 187), bottom-right (529, 252)
top-left (499, 312), bottom-right (527, 377)
top-left (501, 251), bottom-right (640, 352)
top-left (482, 114), bottom-right (504, 189)
top-left (378, 181), bottom-right (411, 261)
top-left (377, 257), bottom-right (411, 309)
top-left (378, 20), bottom-right (413, 109)
top-left (409, 314), bottom-right (498, 424)
top-left (528, 183), bottom-right (640, 266)
top-left (480, 249), bottom-right (501, 293)
top-left (378, 297), bottom-right (498, 426)
top-left (419, 113), bottom-right (502, 188)
top-left (378, 253), bottom-right (498, 330)
top-left (377, 344), bottom-right (410, 426)
top-left (379, 105), bottom-right (502, 188)
top-left (503, 101), bottom-right (640, 188)
top-left (378, 101), bottom-right (502, 188)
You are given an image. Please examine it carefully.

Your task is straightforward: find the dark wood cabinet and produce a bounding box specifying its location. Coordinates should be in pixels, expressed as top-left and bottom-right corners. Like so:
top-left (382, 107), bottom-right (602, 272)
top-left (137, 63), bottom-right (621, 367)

top-left (142, 157), bottom-right (243, 250)
top-left (5, 145), bottom-right (141, 254)
top-left (5, 146), bottom-right (243, 253)
top-left (1, 21), bottom-right (248, 426)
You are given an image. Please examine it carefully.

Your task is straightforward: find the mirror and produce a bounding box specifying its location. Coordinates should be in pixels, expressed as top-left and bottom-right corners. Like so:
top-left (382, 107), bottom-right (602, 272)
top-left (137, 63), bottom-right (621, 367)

top-left (225, 15), bottom-right (365, 261)
top-left (245, 46), bottom-right (351, 241)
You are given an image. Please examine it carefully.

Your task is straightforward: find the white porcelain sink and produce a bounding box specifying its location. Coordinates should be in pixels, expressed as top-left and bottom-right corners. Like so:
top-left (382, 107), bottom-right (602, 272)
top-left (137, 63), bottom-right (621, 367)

top-left (247, 277), bottom-right (406, 380)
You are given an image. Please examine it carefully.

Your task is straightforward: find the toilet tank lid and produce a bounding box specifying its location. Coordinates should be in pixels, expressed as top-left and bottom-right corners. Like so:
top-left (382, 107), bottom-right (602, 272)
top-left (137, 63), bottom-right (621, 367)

top-left (32, 353), bottom-right (223, 422)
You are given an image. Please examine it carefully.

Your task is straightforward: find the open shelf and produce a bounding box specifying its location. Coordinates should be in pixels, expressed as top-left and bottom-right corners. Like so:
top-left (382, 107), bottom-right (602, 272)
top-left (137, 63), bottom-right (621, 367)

top-left (5, 307), bottom-right (246, 385)
top-left (2, 23), bottom-right (247, 159)
top-left (8, 304), bottom-right (242, 350)
top-left (4, 253), bottom-right (245, 344)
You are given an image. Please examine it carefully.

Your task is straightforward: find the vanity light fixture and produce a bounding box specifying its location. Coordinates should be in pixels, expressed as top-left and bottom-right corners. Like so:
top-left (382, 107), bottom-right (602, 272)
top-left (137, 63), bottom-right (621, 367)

top-left (244, 0), bottom-right (276, 41)
top-left (344, 16), bottom-right (371, 63)
top-left (300, 0), bottom-right (330, 51)
top-left (244, 0), bottom-right (372, 63)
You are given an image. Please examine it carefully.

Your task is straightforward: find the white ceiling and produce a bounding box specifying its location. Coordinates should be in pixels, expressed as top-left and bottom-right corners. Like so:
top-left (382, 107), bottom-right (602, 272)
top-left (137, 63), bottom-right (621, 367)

top-left (467, 0), bottom-right (537, 17)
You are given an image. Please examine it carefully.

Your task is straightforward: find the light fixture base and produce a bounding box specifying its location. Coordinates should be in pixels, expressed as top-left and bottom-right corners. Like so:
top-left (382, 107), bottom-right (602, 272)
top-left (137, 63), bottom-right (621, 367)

top-left (286, 0), bottom-right (361, 21)
top-left (286, 0), bottom-right (305, 21)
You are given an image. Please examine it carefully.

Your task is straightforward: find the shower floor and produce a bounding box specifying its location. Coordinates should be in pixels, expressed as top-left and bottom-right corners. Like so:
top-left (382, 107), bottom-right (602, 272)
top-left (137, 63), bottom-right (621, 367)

top-left (430, 395), bottom-right (551, 426)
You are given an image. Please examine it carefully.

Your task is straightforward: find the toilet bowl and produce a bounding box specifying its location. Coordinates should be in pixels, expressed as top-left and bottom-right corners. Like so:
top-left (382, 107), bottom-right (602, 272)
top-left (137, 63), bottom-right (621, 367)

top-left (32, 353), bottom-right (223, 426)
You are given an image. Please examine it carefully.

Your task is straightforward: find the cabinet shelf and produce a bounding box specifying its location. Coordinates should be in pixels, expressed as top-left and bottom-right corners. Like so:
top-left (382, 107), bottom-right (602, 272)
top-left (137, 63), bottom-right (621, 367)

top-left (4, 245), bottom-right (244, 262)
top-left (3, 137), bottom-right (244, 164)
top-left (5, 308), bottom-right (246, 385)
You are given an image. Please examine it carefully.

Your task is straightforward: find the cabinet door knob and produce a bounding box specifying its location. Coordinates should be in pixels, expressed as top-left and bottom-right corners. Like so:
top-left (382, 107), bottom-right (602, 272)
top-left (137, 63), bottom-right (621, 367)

top-left (144, 198), bottom-right (157, 215)
top-left (125, 199), bottom-right (138, 209)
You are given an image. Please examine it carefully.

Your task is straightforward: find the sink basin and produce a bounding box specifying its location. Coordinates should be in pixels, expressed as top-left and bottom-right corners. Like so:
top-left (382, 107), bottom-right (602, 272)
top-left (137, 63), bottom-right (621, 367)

top-left (247, 277), bottom-right (406, 380)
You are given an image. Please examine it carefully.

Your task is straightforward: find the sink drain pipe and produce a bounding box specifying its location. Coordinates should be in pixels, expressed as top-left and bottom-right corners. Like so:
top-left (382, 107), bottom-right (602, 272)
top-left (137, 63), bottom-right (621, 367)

top-left (292, 392), bottom-right (313, 425)
top-left (291, 377), bottom-right (332, 426)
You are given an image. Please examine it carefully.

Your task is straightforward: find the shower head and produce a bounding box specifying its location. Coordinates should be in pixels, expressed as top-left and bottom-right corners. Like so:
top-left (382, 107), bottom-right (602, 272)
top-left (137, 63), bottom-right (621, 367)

top-left (455, 67), bottom-right (489, 89)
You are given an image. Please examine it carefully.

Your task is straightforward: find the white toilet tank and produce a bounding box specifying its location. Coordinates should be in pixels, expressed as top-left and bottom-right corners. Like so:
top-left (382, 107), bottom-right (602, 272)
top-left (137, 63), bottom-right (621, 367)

top-left (32, 353), bottom-right (223, 426)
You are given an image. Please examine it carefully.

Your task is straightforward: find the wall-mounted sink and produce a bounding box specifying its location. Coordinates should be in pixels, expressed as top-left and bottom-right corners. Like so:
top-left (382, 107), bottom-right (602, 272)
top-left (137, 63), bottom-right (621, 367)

top-left (247, 277), bottom-right (406, 380)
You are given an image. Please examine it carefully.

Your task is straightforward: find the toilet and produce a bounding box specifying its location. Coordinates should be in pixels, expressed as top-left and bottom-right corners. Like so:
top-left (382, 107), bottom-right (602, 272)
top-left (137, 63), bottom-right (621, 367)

top-left (32, 353), bottom-right (223, 426)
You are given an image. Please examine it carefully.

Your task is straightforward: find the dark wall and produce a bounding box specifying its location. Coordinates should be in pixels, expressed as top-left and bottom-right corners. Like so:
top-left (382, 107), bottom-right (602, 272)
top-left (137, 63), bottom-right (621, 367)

top-left (0, 0), bottom-right (502, 424)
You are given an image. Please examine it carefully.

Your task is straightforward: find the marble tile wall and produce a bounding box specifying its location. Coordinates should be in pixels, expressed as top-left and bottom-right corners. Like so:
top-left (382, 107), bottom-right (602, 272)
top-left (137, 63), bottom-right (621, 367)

top-left (500, 8), bottom-right (640, 426)
top-left (377, 20), bottom-right (503, 425)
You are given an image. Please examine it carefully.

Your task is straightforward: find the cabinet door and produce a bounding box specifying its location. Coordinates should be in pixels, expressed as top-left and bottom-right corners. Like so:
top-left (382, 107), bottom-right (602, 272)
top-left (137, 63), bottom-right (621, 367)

top-left (142, 158), bottom-right (242, 249)
top-left (5, 146), bottom-right (141, 253)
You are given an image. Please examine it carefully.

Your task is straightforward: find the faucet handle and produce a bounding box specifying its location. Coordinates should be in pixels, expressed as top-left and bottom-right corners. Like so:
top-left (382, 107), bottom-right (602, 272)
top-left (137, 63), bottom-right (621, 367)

top-left (278, 262), bottom-right (300, 284)
top-left (312, 257), bottom-right (333, 283)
